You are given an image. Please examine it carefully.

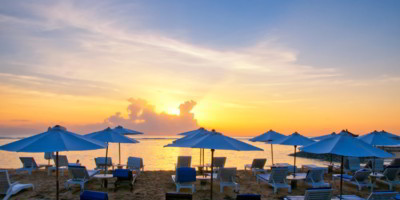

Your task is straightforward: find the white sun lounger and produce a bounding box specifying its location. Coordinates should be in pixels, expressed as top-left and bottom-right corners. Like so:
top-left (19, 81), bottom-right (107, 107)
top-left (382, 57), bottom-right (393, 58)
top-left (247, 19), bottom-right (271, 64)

top-left (338, 191), bottom-right (398, 200)
top-left (0, 170), bottom-right (34, 200)
top-left (376, 166), bottom-right (400, 190)
top-left (175, 156), bottom-right (192, 169)
top-left (218, 167), bottom-right (239, 193)
top-left (48, 155), bottom-right (80, 176)
top-left (284, 188), bottom-right (333, 200)
top-left (305, 168), bottom-right (330, 188)
top-left (333, 169), bottom-right (372, 191)
top-left (245, 158), bottom-right (267, 176)
top-left (65, 166), bottom-right (99, 190)
top-left (16, 157), bottom-right (44, 175)
top-left (257, 167), bottom-right (291, 194)
top-left (344, 157), bottom-right (361, 173)
top-left (205, 157), bottom-right (226, 173)
top-left (127, 157), bottom-right (144, 175)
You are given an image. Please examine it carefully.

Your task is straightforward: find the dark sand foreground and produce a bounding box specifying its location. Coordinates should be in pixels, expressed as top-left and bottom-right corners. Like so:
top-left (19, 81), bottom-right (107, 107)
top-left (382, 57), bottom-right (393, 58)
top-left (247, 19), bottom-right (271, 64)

top-left (1, 168), bottom-right (397, 200)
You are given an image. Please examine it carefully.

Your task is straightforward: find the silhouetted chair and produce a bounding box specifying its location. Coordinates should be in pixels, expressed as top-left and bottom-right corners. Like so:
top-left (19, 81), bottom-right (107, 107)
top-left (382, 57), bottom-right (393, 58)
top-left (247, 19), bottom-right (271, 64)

top-left (113, 169), bottom-right (136, 192)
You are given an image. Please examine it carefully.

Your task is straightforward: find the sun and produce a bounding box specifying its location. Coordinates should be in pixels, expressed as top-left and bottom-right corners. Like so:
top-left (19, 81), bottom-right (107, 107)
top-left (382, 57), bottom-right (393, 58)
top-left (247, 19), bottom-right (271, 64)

top-left (165, 107), bottom-right (180, 116)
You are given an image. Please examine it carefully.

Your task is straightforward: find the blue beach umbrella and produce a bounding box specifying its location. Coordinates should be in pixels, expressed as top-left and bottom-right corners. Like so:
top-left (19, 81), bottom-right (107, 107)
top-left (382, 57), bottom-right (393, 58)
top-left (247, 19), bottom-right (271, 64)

top-left (311, 132), bottom-right (337, 141)
top-left (270, 132), bottom-right (315, 175)
top-left (112, 125), bottom-right (143, 164)
top-left (171, 128), bottom-right (209, 166)
top-left (178, 127), bottom-right (207, 136)
top-left (166, 130), bottom-right (262, 200)
top-left (0, 125), bottom-right (106, 200)
top-left (249, 130), bottom-right (286, 164)
top-left (379, 130), bottom-right (399, 139)
top-left (85, 127), bottom-right (139, 172)
top-left (300, 134), bottom-right (393, 199)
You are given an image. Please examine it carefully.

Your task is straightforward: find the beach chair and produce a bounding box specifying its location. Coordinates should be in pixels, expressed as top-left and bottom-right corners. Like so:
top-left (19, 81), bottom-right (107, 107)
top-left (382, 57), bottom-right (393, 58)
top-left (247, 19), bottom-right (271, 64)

top-left (171, 167), bottom-right (196, 193)
top-left (284, 187), bottom-right (333, 200)
top-left (0, 170), bottom-right (34, 200)
top-left (206, 157), bottom-right (226, 173)
top-left (338, 191), bottom-right (398, 200)
top-left (80, 190), bottom-right (109, 200)
top-left (165, 192), bottom-right (193, 200)
top-left (276, 163), bottom-right (298, 174)
top-left (333, 169), bottom-right (372, 191)
top-left (126, 157), bottom-right (144, 175)
top-left (95, 157), bottom-right (114, 171)
top-left (305, 168), bottom-right (330, 188)
top-left (344, 157), bottom-right (361, 173)
top-left (218, 167), bottom-right (239, 193)
top-left (48, 155), bottom-right (80, 176)
top-left (365, 159), bottom-right (384, 172)
top-left (16, 157), bottom-right (43, 175)
top-left (44, 152), bottom-right (54, 165)
top-left (244, 158), bottom-right (267, 176)
top-left (236, 194), bottom-right (261, 200)
top-left (256, 167), bottom-right (291, 194)
top-left (376, 166), bottom-right (400, 190)
top-left (113, 169), bottom-right (136, 192)
top-left (65, 166), bottom-right (100, 190)
top-left (175, 156), bottom-right (192, 168)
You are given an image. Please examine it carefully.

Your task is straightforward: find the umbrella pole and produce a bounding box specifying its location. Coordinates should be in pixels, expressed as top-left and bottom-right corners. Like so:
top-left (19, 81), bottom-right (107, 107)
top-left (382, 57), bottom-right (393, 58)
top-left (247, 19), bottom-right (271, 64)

top-left (199, 149), bottom-right (201, 166)
top-left (293, 145), bottom-right (297, 176)
top-left (340, 156), bottom-right (343, 200)
top-left (105, 142), bottom-right (109, 174)
top-left (210, 149), bottom-right (215, 200)
top-left (119, 143), bottom-right (121, 165)
top-left (56, 151), bottom-right (59, 200)
top-left (271, 144), bottom-right (274, 165)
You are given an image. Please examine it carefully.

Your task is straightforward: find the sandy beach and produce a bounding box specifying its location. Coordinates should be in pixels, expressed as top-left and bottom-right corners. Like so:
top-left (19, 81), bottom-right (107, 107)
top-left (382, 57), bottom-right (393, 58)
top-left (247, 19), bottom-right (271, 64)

top-left (2, 168), bottom-right (388, 200)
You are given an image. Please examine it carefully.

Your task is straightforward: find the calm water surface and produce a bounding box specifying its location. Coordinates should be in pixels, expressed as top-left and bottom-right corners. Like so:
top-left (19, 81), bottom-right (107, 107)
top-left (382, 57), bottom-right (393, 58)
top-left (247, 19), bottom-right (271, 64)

top-left (0, 136), bottom-right (388, 170)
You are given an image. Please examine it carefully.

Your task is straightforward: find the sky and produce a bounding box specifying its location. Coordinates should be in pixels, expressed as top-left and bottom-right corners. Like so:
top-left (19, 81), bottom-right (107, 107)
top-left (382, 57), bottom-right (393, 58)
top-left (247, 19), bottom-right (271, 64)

top-left (0, 0), bottom-right (399, 137)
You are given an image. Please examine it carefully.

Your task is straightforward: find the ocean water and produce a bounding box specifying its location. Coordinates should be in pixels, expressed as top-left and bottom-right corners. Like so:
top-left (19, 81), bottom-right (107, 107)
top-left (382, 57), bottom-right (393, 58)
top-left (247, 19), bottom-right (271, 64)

top-left (0, 136), bottom-right (376, 170)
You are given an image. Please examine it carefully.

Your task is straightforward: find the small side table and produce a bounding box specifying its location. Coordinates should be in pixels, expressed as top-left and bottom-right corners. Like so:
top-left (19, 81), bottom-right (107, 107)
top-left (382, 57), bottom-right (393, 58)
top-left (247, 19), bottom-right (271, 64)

top-left (287, 173), bottom-right (307, 189)
top-left (94, 174), bottom-right (114, 188)
top-left (369, 172), bottom-right (384, 192)
top-left (196, 175), bottom-right (211, 190)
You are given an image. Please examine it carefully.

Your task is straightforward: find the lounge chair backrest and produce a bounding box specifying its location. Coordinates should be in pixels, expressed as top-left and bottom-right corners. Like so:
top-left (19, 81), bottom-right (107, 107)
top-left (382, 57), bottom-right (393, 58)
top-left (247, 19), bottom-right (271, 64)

top-left (367, 191), bottom-right (398, 200)
top-left (95, 157), bottom-right (112, 167)
top-left (269, 167), bottom-right (288, 184)
top-left (165, 192), bottom-right (193, 200)
top-left (212, 157), bottom-right (226, 168)
top-left (20, 157), bottom-right (38, 168)
top-left (177, 156), bottom-right (191, 168)
top-left (383, 166), bottom-right (400, 181)
top-left (44, 152), bottom-right (54, 160)
top-left (306, 168), bottom-right (325, 183)
top-left (345, 157), bottom-right (360, 171)
top-left (366, 159), bottom-right (384, 171)
top-left (176, 167), bottom-right (196, 183)
top-left (251, 159), bottom-right (266, 169)
top-left (0, 170), bottom-right (11, 195)
top-left (389, 158), bottom-right (400, 167)
top-left (304, 188), bottom-right (332, 200)
top-left (68, 166), bottom-right (89, 181)
top-left (53, 155), bottom-right (69, 167)
top-left (127, 157), bottom-right (143, 169)
top-left (219, 167), bottom-right (236, 182)
top-left (352, 169), bottom-right (372, 182)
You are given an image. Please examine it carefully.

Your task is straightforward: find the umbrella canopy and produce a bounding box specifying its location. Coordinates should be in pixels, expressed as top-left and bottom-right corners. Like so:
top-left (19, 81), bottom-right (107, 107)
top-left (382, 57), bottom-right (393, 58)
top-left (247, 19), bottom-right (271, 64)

top-left (0, 125), bottom-right (106, 200)
top-left (113, 125), bottom-right (144, 135)
top-left (270, 132), bottom-right (315, 176)
top-left (166, 130), bottom-right (262, 200)
top-left (178, 127), bottom-right (207, 136)
top-left (0, 125), bottom-right (106, 152)
top-left (85, 127), bottom-right (139, 169)
top-left (311, 132), bottom-right (337, 141)
top-left (249, 130), bottom-right (286, 165)
top-left (358, 130), bottom-right (400, 146)
top-left (300, 133), bottom-right (393, 199)
top-left (380, 130), bottom-right (399, 139)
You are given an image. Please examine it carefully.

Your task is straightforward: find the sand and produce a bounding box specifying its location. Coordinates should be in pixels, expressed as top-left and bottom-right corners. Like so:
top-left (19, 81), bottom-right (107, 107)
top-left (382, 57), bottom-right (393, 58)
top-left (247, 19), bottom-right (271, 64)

top-left (1, 168), bottom-right (395, 200)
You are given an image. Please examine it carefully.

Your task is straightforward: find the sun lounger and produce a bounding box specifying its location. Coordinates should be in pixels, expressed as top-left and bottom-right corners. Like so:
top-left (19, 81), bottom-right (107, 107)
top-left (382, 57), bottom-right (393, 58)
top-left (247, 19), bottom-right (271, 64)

top-left (302, 164), bottom-right (328, 173)
top-left (94, 157), bottom-right (114, 171)
top-left (165, 192), bottom-right (193, 200)
top-left (80, 190), bottom-right (109, 200)
top-left (275, 163), bottom-right (298, 174)
top-left (236, 194), bottom-right (261, 200)
top-left (126, 157), bottom-right (144, 175)
top-left (65, 165), bottom-right (100, 190)
top-left (0, 170), bottom-right (34, 200)
top-left (244, 158), bottom-right (267, 176)
top-left (284, 187), bottom-right (333, 200)
top-left (205, 157), bottom-right (226, 172)
top-left (175, 156), bottom-right (192, 168)
top-left (48, 155), bottom-right (80, 176)
top-left (44, 152), bottom-right (54, 165)
top-left (333, 169), bottom-right (372, 191)
top-left (344, 157), bottom-right (361, 173)
top-left (257, 166), bottom-right (291, 194)
top-left (305, 168), bottom-right (330, 188)
top-left (171, 167), bottom-right (196, 193)
top-left (338, 191), bottom-right (398, 200)
top-left (16, 157), bottom-right (44, 175)
top-left (218, 167), bottom-right (239, 192)
top-left (376, 166), bottom-right (400, 190)
top-left (365, 159), bottom-right (384, 172)
top-left (113, 169), bottom-right (136, 192)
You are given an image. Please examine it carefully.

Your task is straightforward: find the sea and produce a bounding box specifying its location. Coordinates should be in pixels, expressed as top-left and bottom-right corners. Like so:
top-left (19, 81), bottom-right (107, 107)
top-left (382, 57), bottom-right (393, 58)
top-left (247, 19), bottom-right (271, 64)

top-left (0, 135), bottom-right (395, 170)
